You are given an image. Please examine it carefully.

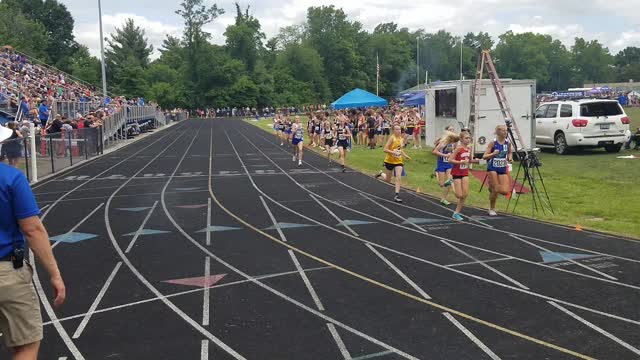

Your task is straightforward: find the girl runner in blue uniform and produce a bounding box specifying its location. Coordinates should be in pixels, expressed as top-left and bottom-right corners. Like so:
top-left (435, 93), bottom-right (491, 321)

top-left (284, 118), bottom-right (293, 145)
top-left (432, 126), bottom-right (457, 205)
top-left (482, 125), bottom-right (513, 216)
top-left (291, 116), bottom-right (304, 166)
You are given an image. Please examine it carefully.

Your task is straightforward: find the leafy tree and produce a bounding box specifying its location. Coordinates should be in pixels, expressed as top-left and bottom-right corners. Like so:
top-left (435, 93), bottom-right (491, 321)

top-left (224, 4), bottom-right (265, 72)
top-left (106, 18), bottom-right (153, 70)
top-left (614, 47), bottom-right (640, 81)
top-left (368, 23), bottom-right (413, 94)
top-left (113, 56), bottom-right (148, 98)
top-left (494, 32), bottom-right (552, 89)
top-left (276, 44), bottom-right (330, 101)
top-left (144, 63), bottom-right (179, 85)
top-left (69, 45), bottom-right (101, 87)
top-left (158, 35), bottom-right (184, 70)
top-left (274, 25), bottom-right (307, 50)
top-left (306, 6), bottom-right (366, 98)
top-left (3, 0), bottom-right (77, 69)
top-left (0, 3), bottom-right (49, 59)
top-left (176, 0), bottom-right (224, 107)
top-left (571, 38), bottom-right (614, 84)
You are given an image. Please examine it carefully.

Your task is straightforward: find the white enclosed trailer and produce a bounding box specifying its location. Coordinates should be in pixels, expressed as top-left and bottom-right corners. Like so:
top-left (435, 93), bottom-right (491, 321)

top-left (424, 79), bottom-right (536, 153)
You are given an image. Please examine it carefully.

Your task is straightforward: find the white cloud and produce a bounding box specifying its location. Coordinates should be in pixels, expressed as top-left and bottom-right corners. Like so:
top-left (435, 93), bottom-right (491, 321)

top-left (75, 13), bottom-right (181, 59)
top-left (68, 0), bottom-right (636, 61)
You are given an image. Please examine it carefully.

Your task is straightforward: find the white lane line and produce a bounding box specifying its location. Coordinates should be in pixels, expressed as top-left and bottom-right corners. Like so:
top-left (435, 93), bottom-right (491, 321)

top-left (445, 257), bottom-right (514, 268)
top-left (188, 129), bottom-right (419, 359)
top-left (440, 240), bottom-right (529, 290)
top-left (359, 192), bottom-right (528, 290)
top-left (365, 244), bottom-right (431, 299)
top-left (442, 312), bottom-right (502, 360)
top-left (203, 256), bottom-right (211, 326)
top-left (289, 250), bottom-right (325, 311)
top-left (251, 138), bottom-right (640, 291)
top-left (72, 262), bottom-right (123, 339)
top-left (58, 357), bottom-right (68, 360)
top-left (206, 198), bottom-right (212, 246)
top-left (327, 323), bottom-right (353, 359)
top-left (30, 251), bottom-right (85, 359)
top-left (548, 301), bottom-right (640, 356)
top-left (40, 204), bottom-right (51, 211)
top-left (31, 125), bottom-right (184, 360)
top-left (352, 350), bottom-right (394, 360)
top-left (254, 129), bottom-right (640, 266)
top-left (107, 125), bottom-right (247, 360)
top-left (44, 266), bottom-right (332, 326)
top-left (259, 196), bottom-right (287, 242)
top-left (124, 201), bottom-right (159, 253)
top-left (309, 194), bottom-right (359, 237)
top-left (359, 193), bottom-right (427, 234)
top-left (260, 195), bottom-right (326, 311)
top-left (51, 202), bottom-right (105, 249)
top-left (201, 340), bottom-right (209, 360)
top-left (232, 129), bottom-right (640, 326)
top-left (509, 234), bottom-right (618, 281)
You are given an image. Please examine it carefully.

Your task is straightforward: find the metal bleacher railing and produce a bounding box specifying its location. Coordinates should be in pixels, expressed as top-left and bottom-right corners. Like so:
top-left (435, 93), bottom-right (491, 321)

top-left (0, 104), bottom-right (188, 183)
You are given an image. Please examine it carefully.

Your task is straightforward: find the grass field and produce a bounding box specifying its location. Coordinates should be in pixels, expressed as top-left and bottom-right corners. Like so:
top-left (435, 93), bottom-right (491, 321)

top-left (626, 107), bottom-right (640, 130)
top-left (247, 117), bottom-right (640, 239)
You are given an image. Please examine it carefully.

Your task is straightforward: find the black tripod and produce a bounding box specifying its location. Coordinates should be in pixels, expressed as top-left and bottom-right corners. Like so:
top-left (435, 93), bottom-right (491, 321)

top-left (504, 119), bottom-right (553, 216)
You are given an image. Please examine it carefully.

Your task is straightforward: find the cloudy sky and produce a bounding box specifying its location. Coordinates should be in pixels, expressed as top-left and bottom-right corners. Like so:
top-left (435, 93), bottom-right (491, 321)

top-left (65, 0), bottom-right (640, 59)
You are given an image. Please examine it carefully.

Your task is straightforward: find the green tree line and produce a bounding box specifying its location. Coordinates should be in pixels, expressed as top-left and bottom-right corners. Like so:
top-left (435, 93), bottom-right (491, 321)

top-left (2, 0), bottom-right (639, 109)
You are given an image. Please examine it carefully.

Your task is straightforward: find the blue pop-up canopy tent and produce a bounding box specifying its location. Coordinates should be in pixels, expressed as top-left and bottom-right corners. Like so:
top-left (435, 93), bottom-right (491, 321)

top-left (331, 88), bottom-right (388, 109)
top-left (404, 90), bottom-right (426, 106)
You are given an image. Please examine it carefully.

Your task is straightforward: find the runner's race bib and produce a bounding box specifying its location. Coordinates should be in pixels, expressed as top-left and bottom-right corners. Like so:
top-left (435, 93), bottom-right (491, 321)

top-left (493, 158), bottom-right (507, 168)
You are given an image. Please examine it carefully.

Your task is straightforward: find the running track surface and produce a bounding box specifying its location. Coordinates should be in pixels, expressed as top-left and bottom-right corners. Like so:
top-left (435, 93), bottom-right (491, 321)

top-left (14, 118), bottom-right (640, 360)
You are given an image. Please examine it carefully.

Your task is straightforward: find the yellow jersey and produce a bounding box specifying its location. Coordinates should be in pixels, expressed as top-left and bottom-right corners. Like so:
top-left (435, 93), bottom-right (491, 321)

top-left (384, 135), bottom-right (404, 165)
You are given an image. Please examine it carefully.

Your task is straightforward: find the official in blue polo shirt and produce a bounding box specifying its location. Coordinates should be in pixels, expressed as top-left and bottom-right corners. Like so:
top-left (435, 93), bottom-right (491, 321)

top-left (0, 126), bottom-right (66, 359)
top-left (38, 100), bottom-right (49, 128)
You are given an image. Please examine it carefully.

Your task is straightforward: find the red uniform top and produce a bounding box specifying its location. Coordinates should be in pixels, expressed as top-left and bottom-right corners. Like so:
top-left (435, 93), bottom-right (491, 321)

top-left (451, 146), bottom-right (471, 177)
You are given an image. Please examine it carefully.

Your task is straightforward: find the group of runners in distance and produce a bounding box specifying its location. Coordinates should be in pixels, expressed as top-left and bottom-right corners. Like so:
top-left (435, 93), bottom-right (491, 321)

top-left (271, 110), bottom-right (513, 221)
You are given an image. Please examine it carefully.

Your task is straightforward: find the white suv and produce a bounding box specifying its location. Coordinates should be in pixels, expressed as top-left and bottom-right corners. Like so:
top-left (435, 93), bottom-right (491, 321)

top-left (535, 99), bottom-right (630, 154)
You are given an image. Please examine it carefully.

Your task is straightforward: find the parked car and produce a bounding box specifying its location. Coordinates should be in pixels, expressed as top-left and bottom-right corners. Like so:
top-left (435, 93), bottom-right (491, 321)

top-left (535, 99), bottom-right (630, 154)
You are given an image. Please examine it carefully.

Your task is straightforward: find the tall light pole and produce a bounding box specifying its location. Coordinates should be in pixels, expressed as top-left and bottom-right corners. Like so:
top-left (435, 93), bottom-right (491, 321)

top-left (459, 37), bottom-right (463, 81)
top-left (98, 0), bottom-right (108, 100)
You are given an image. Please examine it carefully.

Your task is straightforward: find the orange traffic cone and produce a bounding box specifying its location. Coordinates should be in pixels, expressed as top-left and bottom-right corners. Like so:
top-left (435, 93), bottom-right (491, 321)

top-left (416, 187), bottom-right (422, 194)
top-left (575, 224), bottom-right (583, 231)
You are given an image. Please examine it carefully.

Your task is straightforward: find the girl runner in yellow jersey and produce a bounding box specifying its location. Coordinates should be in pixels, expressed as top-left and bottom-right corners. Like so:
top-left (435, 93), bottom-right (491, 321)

top-left (376, 124), bottom-right (411, 202)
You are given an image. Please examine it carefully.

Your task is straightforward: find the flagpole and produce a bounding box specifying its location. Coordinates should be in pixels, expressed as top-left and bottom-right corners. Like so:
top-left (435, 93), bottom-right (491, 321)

top-left (416, 38), bottom-right (420, 87)
top-left (376, 52), bottom-right (379, 96)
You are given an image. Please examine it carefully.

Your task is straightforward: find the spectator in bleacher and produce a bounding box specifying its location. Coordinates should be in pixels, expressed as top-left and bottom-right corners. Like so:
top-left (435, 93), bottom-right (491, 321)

top-left (19, 95), bottom-right (29, 117)
top-left (2, 122), bottom-right (23, 167)
top-left (38, 99), bottom-right (49, 127)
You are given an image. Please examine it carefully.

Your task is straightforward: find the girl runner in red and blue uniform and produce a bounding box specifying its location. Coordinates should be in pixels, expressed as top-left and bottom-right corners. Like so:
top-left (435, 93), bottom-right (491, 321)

top-left (449, 131), bottom-right (479, 221)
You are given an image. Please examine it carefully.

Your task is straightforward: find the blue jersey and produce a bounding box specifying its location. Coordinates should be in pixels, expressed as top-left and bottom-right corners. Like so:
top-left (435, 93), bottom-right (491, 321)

top-left (0, 164), bottom-right (40, 258)
top-left (293, 126), bottom-right (304, 140)
top-left (436, 143), bottom-right (454, 171)
top-left (487, 139), bottom-right (509, 173)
